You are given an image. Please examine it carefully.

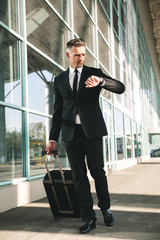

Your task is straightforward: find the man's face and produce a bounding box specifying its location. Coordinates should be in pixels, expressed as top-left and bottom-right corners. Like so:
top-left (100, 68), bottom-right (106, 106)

top-left (66, 46), bottom-right (86, 69)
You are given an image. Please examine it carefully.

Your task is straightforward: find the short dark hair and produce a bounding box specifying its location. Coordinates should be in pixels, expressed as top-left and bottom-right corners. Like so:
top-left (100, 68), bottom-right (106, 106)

top-left (67, 38), bottom-right (86, 50)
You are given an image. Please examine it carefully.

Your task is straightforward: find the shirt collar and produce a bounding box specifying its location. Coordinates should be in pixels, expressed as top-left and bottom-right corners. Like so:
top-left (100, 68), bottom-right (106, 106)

top-left (69, 66), bottom-right (83, 74)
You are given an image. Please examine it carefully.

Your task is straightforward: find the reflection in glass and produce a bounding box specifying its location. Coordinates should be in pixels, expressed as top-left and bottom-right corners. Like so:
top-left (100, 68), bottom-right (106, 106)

top-left (97, 1), bottom-right (110, 43)
top-left (99, 0), bottom-right (109, 16)
top-left (29, 113), bottom-right (68, 176)
top-left (126, 137), bottom-right (132, 158)
top-left (113, 0), bottom-right (118, 10)
top-left (115, 109), bottom-right (123, 134)
top-left (134, 139), bottom-right (138, 157)
top-left (120, 1), bottom-right (127, 51)
top-left (116, 136), bottom-right (124, 160)
top-left (150, 134), bottom-right (160, 144)
top-left (0, 27), bottom-right (21, 106)
top-left (103, 100), bottom-right (111, 110)
top-left (29, 113), bottom-right (49, 176)
top-left (27, 46), bottom-right (62, 113)
top-left (124, 94), bottom-right (131, 111)
top-left (98, 33), bottom-right (111, 72)
top-left (48, 0), bottom-right (70, 23)
top-left (113, 6), bottom-right (119, 36)
top-left (0, 106), bottom-right (22, 182)
top-left (105, 137), bottom-right (109, 162)
top-left (124, 115), bottom-right (131, 137)
top-left (0, 0), bottom-right (23, 35)
top-left (26, 0), bottom-right (70, 68)
top-left (82, 0), bottom-right (94, 16)
top-left (73, 0), bottom-right (95, 53)
top-left (115, 58), bottom-right (121, 103)
top-left (137, 125), bottom-right (142, 157)
top-left (133, 121), bottom-right (137, 138)
top-left (132, 121), bottom-right (137, 157)
top-left (114, 34), bottom-right (119, 58)
top-left (100, 65), bottom-right (112, 102)
top-left (85, 50), bottom-right (96, 67)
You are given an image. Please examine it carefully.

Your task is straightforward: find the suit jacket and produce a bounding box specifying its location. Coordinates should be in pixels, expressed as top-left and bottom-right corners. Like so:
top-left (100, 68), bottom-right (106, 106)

top-left (49, 65), bottom-right (125, 142)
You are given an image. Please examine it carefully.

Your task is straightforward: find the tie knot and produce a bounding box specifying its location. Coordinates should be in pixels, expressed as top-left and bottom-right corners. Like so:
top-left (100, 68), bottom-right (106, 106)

top-left (74, 69), bottom-right (78, 74)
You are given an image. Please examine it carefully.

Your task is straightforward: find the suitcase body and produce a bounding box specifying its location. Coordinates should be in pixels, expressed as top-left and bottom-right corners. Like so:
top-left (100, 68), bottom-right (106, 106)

top-left (42, 151), bottom-right (81, 218)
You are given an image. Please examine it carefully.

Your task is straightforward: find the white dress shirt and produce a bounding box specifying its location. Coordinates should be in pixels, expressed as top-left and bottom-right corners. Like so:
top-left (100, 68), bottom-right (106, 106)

top-left (69, 66), bottom-right (83, 124)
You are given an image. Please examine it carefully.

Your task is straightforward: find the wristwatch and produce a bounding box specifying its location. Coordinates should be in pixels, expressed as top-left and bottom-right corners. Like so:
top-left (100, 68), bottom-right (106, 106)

top-left (99, 77), bottom-right (104, 85)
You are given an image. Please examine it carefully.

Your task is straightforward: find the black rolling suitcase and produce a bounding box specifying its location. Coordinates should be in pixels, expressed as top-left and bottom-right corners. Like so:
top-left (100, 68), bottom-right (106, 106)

top-left (42, 151), bottom-right (81, 218)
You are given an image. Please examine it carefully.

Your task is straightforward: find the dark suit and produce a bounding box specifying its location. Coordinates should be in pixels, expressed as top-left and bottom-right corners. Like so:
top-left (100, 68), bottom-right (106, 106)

top-left (49, 65), bottom-right (125, 219)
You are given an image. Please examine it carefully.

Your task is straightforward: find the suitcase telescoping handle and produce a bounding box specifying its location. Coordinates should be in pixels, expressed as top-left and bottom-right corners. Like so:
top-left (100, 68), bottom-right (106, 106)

top-left (42, 151), bottom-right (66, 185)
top-left (42, 151), bottom-right (74, 214)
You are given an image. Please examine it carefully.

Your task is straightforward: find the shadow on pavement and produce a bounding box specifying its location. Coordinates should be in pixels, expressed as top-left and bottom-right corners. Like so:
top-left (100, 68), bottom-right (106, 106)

top-left (0, 193), bottom-right (160, 239)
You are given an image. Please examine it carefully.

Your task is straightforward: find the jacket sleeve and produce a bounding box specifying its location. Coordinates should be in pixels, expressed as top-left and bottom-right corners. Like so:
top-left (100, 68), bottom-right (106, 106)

top-left (99, 69), bottom-right (125, 94)
top-left (49, 78), bottom-right (63, 142)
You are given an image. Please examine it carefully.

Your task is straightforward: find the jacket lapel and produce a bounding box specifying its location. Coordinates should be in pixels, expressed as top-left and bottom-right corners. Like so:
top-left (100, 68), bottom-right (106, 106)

top-left (78, 65), bottom-right (89, 95)
top-left (65, 68), bottom-right (73, 95)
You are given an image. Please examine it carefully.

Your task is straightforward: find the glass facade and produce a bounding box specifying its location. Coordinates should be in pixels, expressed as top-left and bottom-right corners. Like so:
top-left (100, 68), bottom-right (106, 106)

top-left (0, 106), bottom-right (23, 181)
top-left (0, 27), bottom-right (22, 106)
top-left (0, 0), bottom-right (160, 185)
top-left (0, 0), bottom-right (23, 35)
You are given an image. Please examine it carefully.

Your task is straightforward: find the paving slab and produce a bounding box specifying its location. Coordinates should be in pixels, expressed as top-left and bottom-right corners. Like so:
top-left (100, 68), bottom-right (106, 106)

top-left (0, 158), bottom-right (160, 240)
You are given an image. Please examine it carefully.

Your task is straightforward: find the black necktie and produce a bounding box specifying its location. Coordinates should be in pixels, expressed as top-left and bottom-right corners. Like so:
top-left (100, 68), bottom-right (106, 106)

top-left (73, 69), bottom-right (78, 96)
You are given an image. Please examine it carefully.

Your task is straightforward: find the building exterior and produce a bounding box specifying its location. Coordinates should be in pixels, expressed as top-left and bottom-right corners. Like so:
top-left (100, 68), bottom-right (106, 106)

top-left (0, 0), bottom-right (160, 213)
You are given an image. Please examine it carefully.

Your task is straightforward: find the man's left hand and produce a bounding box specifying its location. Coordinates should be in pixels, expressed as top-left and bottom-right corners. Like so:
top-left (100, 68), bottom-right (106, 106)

top-left (85, 75), bottom-right (102, 88)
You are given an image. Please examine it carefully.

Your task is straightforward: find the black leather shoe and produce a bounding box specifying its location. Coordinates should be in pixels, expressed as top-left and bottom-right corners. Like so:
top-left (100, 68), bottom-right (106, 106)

top-left (79, 218), bottom-right (96, 234)
top-left (102, 209), bottom-right (114, 227)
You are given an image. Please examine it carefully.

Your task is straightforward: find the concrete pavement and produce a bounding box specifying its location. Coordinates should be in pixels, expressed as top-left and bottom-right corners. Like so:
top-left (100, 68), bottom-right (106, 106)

top-left (0, 158), bottom-right (160, 240)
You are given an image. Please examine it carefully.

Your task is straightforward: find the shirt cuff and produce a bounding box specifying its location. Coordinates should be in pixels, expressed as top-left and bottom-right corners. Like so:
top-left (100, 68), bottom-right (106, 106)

top-left (99, 77), bottom-right (105, 86)
top-left (49, 140), bottom-right (56, 143)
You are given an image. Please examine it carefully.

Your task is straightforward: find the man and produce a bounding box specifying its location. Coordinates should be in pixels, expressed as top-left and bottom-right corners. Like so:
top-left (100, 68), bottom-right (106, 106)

top-left (46, 38), bottom-right (125, 234)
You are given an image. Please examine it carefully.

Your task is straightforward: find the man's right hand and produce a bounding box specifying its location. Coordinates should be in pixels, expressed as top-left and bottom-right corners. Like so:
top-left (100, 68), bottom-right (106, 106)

top-left (46, 141), bottom-right (56, 154)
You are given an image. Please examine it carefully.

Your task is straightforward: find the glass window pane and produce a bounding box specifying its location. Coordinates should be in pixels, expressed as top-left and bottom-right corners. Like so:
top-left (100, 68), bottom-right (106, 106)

top-left (105, 137), bottom-right (110, 162)
top-left (48, 0), bottom-right (70, 23)
top-left (100, 65), bottom-right (112, 102)
top-left (82, 0), bottom-right (94, 17)
top-left (124, 94), bottom-right (131, 111)
top-left (85, 50), bottom-right (96, 67)
top-left (116, 136), bottom-right (124, 160)
top-left (115, 58), bottom-right (121, 103)
top-left (150, 134), bottom-right (160, 144)
top-left (121, 1), bottom-right (127, 30)
top-left (133, 121), bottom-right (137, 139)
top-left (98, 33), bottom-right (111, 72)
top-left (103, 99), bottom-right (111, 110)
top-left (113, 6), bottom-right (119, 36)
top-left (0, 0), bottom-right (23, 35)
top-left (113, 0), bottom-right (118, 10)
top-left (73, 0), bottom-right (95, 53)
top-left (27, 46), bottom-right (62, 113)
top-left (114, 34), bottom-right (119, 58)
top-left (97, 1), bottom-right (110, 43)
top-left (126, 137), bottom-right (132, 158)
top-left (115, 58), bottom-right (120, 80)
top-left (115, 109), bottom-right (124, 134)
top-left (124, 115), bottom-right (131, 137)
top-left (29, 113), bottom-right (68, 176)
top-left (0, 106), bottom-right (22, 182)
top-left (99, 0), bottom-right (109, 15)
top-left (26, 0), bottom-right (70, 68)
top-left (0, 27), bottom-right (22, 106)
top-left (29, 113), bottom-right (50, 176)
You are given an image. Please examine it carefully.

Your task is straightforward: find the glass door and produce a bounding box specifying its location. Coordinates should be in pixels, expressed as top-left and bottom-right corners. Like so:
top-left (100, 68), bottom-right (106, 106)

top-left (102, 100), bottom-right (114, 170)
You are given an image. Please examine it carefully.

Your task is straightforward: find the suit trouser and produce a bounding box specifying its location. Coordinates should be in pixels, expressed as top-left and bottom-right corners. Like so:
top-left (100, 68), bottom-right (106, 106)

top-left (64, 125), bottom-right (110, 220)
